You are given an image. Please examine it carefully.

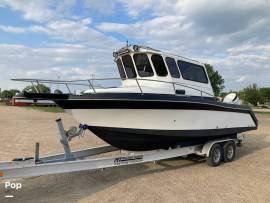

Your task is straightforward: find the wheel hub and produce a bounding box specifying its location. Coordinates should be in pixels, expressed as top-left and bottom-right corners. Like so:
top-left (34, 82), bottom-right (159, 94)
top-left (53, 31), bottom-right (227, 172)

top-left (227, 145), bottom-right (234, 159)
top-left (213, 148), bottom-right (221, 163)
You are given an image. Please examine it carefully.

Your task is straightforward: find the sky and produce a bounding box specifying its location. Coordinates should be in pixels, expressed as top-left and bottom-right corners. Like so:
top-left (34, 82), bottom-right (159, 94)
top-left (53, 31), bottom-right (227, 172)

top-left (0, 0), bottom-right (269, 91)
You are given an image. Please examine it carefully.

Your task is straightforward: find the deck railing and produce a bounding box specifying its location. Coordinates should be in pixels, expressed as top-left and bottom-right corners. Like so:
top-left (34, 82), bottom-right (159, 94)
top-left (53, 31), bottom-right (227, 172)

top-left (12, 78), bottom-right (214, 97)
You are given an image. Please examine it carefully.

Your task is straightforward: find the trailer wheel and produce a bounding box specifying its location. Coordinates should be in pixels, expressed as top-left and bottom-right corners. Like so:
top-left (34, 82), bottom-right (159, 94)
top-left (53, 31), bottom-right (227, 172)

top-left (206, 144), bottom-right (222, 167)
top-left (223, 141), bottom-right (236, 162)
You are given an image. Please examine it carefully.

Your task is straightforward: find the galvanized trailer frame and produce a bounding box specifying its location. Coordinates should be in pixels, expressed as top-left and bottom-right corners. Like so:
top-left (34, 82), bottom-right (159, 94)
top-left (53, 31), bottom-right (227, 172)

top-left (0, 119), bottom-right (241, 180)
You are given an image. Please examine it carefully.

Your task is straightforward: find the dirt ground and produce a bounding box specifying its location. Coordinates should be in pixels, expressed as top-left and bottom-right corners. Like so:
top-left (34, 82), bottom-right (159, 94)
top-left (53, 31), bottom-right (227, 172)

top-left (0, 106), bottom-right (270, 203)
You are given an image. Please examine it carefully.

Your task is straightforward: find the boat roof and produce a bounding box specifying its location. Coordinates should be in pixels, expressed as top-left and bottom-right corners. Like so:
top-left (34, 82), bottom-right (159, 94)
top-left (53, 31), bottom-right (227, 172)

top-left (113, 45), bottom-right (202, 65)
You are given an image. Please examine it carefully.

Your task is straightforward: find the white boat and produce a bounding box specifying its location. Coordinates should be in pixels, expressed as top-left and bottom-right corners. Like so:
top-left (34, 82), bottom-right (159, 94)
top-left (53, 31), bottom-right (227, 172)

top-left (16, 45), bottom-right (257, 151)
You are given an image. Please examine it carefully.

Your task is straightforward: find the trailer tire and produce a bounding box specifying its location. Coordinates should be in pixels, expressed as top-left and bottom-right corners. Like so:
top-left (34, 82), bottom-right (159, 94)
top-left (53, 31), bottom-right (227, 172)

top-left (206, 143), bottom-right (222, 167)
top-left (223, 141), bottom-right (236, 162)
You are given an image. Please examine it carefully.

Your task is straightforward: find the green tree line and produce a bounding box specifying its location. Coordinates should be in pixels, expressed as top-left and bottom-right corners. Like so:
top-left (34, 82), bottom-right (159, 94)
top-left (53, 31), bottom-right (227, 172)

top-left (205, 64), bottom-right (269, 106)
top-left (0, 84), bottom-right (53, 99)
top-left (238, 84), bottom-right (270, 106)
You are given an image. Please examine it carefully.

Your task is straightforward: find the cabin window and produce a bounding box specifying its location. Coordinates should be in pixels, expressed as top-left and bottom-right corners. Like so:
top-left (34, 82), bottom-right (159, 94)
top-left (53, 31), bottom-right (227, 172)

top-left (122, 55), bottom-right (137, 78)
top-left (133, 53), bottom-right (154, 77)
top-left (165, 57), bottom-right (180, 78)
top-left (151, 54), bottom-right (168, 77)
top-left (177, 61), bottom-right (208, 83)
top-left (116, 59), bottom-right (126, 79)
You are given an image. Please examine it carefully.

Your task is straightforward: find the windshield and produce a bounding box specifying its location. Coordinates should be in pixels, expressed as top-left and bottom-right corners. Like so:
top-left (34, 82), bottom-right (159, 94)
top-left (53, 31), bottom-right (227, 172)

top-left (133, 53), bottom-right (154, 77)
top-left (122, 55), bottom-right (137, 78)
top-left (116, 58), bottom-right (126, 79)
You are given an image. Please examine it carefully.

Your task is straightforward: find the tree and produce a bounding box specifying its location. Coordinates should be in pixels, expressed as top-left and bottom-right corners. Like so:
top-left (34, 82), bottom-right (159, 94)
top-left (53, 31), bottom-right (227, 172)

top-left (205, 64), bottom-right (224, 96)
top-left (54, 89), bottom-right (63, 94)
top-left (0, 89), bottom-right (20, 99)
top-left (23, 84), bottom-right (51, 93)
top-left (1, 90), bottom-right (13, 99)
top-left (260, 87), bottom-right (270, 103)
top-left (243, 83), bottom-right (264, 106)
top-left (237, 90), bottom-right (245, 102)
top-left (10, 89), bottom-right (20, 96)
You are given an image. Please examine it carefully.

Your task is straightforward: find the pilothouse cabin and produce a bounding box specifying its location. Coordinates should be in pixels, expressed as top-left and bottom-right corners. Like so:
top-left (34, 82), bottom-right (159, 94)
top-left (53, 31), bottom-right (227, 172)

top-left (113, 45), bottom-right (214, 97)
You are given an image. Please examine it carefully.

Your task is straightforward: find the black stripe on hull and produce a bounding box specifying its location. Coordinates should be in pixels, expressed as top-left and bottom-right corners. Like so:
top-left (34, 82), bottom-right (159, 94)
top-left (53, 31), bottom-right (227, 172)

top-left (89, 126), bottom-right (256, 151)
top-left (57, 99), bottom-right (248, 112)
top-left (22, 92), bottom-right (251, 113)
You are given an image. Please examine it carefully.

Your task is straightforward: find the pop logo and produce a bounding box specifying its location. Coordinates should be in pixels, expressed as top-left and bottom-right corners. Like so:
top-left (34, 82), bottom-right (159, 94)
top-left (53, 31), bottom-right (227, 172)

top-left (5, 181), bottom-right (22, 190)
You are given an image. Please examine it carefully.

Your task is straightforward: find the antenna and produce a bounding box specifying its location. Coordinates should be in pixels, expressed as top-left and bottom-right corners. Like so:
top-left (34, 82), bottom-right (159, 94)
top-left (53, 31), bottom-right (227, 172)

top-left (57, 76), bottom-right (60, 90)
top-left (90, 73), bottom-right (95, 86)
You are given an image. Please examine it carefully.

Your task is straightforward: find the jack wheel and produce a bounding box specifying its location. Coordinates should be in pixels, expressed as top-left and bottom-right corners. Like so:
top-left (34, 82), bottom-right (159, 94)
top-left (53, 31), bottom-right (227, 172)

top-left (223, 141), bottom-right (236, 162)
top-left (206, 143), bottom-right (222, 167)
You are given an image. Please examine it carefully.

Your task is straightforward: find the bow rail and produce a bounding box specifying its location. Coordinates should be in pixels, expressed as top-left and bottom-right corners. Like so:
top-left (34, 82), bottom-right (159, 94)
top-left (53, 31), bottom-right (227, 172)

top-left (12, 78), bottom-right (214, 97)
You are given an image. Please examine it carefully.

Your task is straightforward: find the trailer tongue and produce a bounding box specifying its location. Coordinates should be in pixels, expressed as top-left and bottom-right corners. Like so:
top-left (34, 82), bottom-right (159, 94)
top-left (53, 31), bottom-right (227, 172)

top-left (0, 119), bottom-right (241, 180)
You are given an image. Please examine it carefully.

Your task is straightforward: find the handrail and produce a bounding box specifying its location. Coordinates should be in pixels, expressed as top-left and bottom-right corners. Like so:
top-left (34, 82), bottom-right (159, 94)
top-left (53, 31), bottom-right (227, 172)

top-left (88, 80), bottom-right (96, 94)
top-left (132, 78), bottom-right (214, 97)
top-left (135, 79), bottom-right (143, 94)
top-left (12, 77), bottom-right (214, 97)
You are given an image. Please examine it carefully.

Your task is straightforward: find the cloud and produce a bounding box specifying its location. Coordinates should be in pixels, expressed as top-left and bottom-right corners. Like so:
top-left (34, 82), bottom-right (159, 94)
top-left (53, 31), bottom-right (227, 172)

top-left (0, 0), bottom-right (119, 22)
top-left (0, 25), bottom-right (26, 33)
top-left (46, 19), bottom-right (115, 45)
top-left (0, 1), bottom-right (125, 90)
top-left (98, 0), bottom-right (270, 50)
top-left (83, 0), bottom-right (116, 15)
top-left (97, 0), bottom-right (270, 90)
top-left (0, 43), bottom-right (122, 90)
top-left (0, 0), bottom-right (270, 91)
top-left (98, 15), bottom-right (192, 41)
top-left (0, 25), bottom-right (51, 34)
top-left (236, 76), bottom-right (245, 83)
top-left (0, 0), bottom-right (57, 22)
top-left (118, 0), bottom-right (155, 17)
top-left (0, 17), bottom-right (121, 48)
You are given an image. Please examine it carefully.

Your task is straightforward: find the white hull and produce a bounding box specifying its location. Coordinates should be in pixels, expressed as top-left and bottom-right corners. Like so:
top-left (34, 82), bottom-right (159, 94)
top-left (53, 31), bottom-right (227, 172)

top-left (67, 109), bottom-right (256, 131)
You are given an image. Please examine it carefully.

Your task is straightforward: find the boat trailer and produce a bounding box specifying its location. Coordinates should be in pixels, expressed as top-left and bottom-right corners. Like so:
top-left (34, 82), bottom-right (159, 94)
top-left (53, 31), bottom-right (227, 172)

top-left (0, 119), bottom-right (242, 180)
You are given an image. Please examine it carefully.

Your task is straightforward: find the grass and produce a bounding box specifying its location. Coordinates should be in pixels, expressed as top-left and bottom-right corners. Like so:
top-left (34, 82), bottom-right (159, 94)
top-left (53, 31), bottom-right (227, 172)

top-left (25, 106), bottom-right (64, 113)
top-left (252, 107), bottom-right (270, 115)
top-left (254, 111), bottom-right (270, 115)
top-left (0, 101), bottom-right (6, 106)
top-left (253, 107), bottom-right (270, 110)
top-left (0, 100), bottom-right (64, 113)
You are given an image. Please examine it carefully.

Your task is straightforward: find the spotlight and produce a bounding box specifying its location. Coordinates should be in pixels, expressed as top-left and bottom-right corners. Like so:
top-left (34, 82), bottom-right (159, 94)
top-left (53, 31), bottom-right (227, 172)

top-left (133, 45), bottom-right (139, 52)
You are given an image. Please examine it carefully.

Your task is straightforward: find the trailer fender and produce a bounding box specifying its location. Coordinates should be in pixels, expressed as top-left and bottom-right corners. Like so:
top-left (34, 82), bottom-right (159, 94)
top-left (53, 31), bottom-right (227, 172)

top-left (201, 138), bottom-right (236, 157)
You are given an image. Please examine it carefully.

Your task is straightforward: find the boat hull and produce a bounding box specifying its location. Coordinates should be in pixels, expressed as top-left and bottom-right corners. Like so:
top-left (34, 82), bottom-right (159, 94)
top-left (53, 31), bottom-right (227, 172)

top-left (89, 126), bottom-right (245, 151)
top-left (22, 92), bottom-right (258, 151)
top-left (67, 108), bottom-right (256, 150)
top-left (68, 109), bottom-right (256, 130)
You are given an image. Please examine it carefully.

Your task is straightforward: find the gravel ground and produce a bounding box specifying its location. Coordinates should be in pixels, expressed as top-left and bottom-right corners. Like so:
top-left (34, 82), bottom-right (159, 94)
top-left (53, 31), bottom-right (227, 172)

top-left (0, 106), bottom-right (270, 203)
